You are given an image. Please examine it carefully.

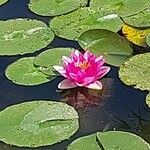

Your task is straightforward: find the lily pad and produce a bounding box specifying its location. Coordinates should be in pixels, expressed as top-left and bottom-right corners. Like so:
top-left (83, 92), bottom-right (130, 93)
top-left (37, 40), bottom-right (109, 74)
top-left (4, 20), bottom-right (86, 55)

top-left (79, 29), bottom-right (133, 66)
top-left (119, 53), bottom-right (150, 91)
top-left (123, 8), bottom-right (150, 27)
top-left (68, 134), bottom-right (100, 150)
top-left (122, 24), bottom-right (150, 47)
top-left (0, 101), bottom-right (79, 147)
top-left (50, 8), bottom-right (123, 40)
top-left (146, 33), bottom-right (150, 47)
top-left (5, 57), bottom-right (51, 86)
top-left (146, 93), bottom-right (150, 108)
top-left (0, 0), bottom-right (7, 5)
top-left (68, 131), bottom-right (150, 150)
top-left (97, 131), bottom-right (150, 150)
top-left (0, 19), bottom-right (54, 56)
top-left (90, 0), bottom-right (150, 17)
top-left (29, 0), bottom-right (88, 16)
top-left (34, 48), bottom-right (72, 76)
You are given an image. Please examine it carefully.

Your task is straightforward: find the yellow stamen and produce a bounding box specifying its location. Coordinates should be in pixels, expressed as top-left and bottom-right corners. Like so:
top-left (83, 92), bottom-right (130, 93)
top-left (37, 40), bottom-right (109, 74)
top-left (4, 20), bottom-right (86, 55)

top-left (76, 61), bottom-right (90, 70)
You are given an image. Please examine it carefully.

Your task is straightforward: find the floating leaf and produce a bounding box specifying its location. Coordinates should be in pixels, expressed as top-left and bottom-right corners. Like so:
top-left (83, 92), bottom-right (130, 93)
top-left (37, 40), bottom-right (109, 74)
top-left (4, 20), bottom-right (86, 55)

top-left (29, 0), bottom-right (88, 16)
top-left (0, 19), bottom-right (54, 56)
top-left (5, 57), bottom-right (51, 86)
top-left (0, 101), bottom-right (79, 147)
top-left (97, 131), bottom-right (150, 149)
top-left (68, 131), bottom-right (150, 150)
top-left (50, 8), bottom-right (123, 40)
top-left (122, 24), bottom-right (150, 47)
top-left (146, 33), bottom-right (150, 47)
top-left (78, 29), bottom-right (133, 66)
top-left (146, 93), bottom-right (150, 108)
top-left (119, 53), bottom-right (150, 91)
top-left (90, 0), bottom-right (150, 17)
top-left (34, 48), bottom-right (72, 76)
top-left (68, 134), bottom-right (100, 150)
top-left (0, 0), bottom-right (7, 5)
top-left (123, 8), bottom-right (150, 27)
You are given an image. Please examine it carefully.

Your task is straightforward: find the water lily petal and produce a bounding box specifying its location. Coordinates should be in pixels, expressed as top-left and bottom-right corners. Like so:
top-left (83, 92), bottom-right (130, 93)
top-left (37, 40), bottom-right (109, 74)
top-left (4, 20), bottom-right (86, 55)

top-left (72, 50), bottom-right (84, 62)
top-left (53, 65), bottom-right (67, 77)
top-left (85, 81), bottom-right (102, 90)
top-left (95, 56), bottom-right (105, 66)
top-left (58, 79), bottom-right (77, 89)
top-left (83, 51), bottom-right (93, 61)
top-left (95, 56), bottom-right (103, 62)
top-left (97, 66), bottom-right (110, 79)
top-left (62, 56), bottom-right (72, 66)
top-left (74, 76), bottom-right (95, 87)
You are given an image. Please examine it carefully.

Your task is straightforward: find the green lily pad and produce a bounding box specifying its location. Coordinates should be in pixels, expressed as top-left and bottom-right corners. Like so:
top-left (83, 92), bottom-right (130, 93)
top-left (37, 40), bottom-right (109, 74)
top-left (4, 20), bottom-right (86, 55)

top-left (0, 0), bottom-right (7, 5)
top-left (0, 101), bottom-right (79, 147)
top-left (146, 93), bottom-right (150, 108)
top-left (123, 8), bottom-right (150, 27)
top-left (5, 57), bottom-right (51, 86)
top-left (68, 134), bottom-right (100, 150)
top-left (119, 53), bottom-right (150, 91)
top-left (0, 19), bottom-right (54, 56)
top-left (29, 0), bottom-right (88, 16)
top-left (34, 48), bottom-right (72, 76)
top-left (68, 131), bottom-right (150, 150)
top-left (78, 29), bottom-right (133, 66)
top-left (146, 33), bottom-right (150, 47)
top-left (50, 8), bottom-right (123, 40)
top-left (97, 131), bottom-right (150, 150)
top-left (90, 0), bottom-right (150, 17)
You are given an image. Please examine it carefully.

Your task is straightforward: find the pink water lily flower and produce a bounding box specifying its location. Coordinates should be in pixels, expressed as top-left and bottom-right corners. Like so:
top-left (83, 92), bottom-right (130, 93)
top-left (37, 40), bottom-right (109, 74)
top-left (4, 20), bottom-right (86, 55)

top-left (53, 50), bottom-right (110, 90)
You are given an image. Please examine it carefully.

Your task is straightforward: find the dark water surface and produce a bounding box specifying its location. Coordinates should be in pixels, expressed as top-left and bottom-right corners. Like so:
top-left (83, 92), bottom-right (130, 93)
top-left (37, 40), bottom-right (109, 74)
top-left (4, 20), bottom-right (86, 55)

top-left (0, 0), bottom-right (150, 150)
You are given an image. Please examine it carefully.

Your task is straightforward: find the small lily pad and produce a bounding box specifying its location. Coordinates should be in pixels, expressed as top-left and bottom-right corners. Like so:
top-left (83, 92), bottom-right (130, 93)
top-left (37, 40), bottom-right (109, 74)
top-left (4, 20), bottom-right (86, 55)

top-left (97, 131), bottom-right (150, 149)
top-left (29, 0), bottom-right (88, 16)
top-left (146, 93), bottom-right (150, 108)
top-left (34, 48), bottom-right (73, 76)
top-left (79, 29), bottom-right (133, 66)
top-left (90, 0), bottom-right (150, 17)
top-left (0, 0), bottom-right (7, 5)
top-left (0, 101), bottom-right (79, 147)
top-left (119, 53), bottom-right (150, 91)
top-left (0, 19), bottom-right (54, 56)
top-left (50, 8), bottom-right (123, 40)
top-left (5, 57), bottom-right (51, 86)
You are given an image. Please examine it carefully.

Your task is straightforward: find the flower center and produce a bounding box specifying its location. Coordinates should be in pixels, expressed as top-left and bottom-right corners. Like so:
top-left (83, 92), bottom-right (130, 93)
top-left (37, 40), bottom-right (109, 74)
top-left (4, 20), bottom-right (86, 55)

top-left (76, 61), bottom-right (90, 70)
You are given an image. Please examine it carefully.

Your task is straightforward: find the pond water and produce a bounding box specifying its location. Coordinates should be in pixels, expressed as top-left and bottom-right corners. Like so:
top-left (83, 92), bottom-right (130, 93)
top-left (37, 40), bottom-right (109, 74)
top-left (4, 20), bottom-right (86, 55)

top-left (0, 0), bottom-right (150, 150)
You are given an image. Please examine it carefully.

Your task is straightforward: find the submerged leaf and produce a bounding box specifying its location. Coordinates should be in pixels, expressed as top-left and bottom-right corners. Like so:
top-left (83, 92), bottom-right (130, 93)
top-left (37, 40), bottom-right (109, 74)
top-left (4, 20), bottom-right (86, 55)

top-left (50, 8), bottom-right (123, 40)
top-left (122, 24), bottom-right (150, 47)
top-left (5, 57), bottom-right (51, 86)
top-left (79, 29), bottom-right (133, 66)
top-left (0, 101), bottom-right (79, 147)
top-left (29, 0), bottom-right (88, 16)
top-left (119, 53), bottom-right (150, 91)
top-left (0, 19), bottom-right (54, 56)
